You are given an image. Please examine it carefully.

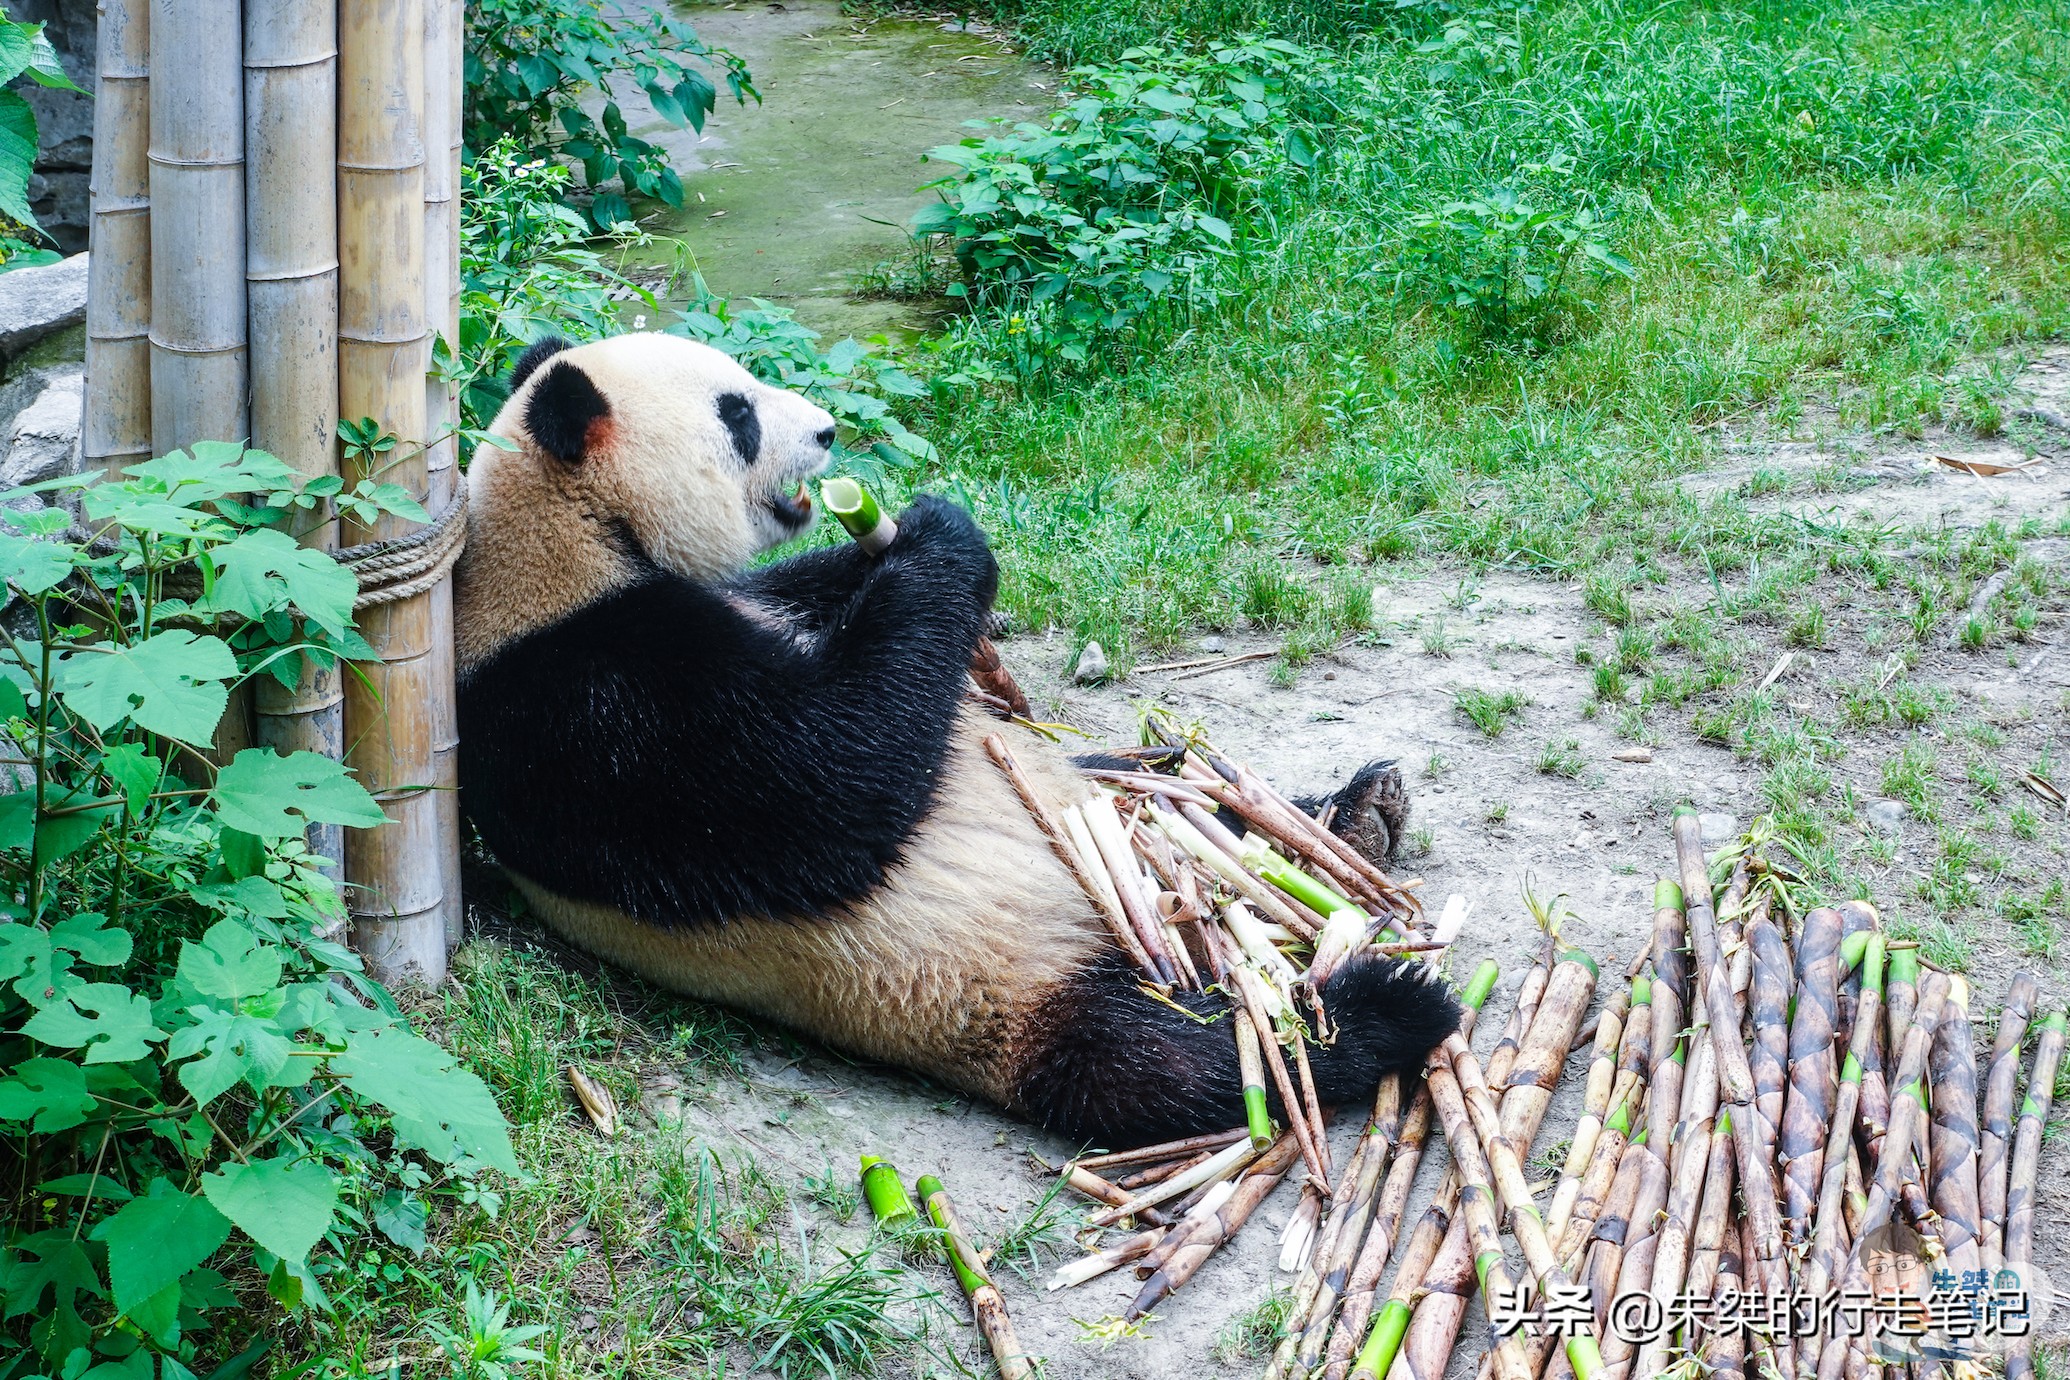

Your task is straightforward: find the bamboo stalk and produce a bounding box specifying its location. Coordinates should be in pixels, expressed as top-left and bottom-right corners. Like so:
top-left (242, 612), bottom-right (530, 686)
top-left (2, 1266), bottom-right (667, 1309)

top-left (1060, 802), bottom-right (1155, 978)
top-left (84, 0), bottom-right (152, 477)
top-left (1277, 1182), bottom-right (1324, 1272)
top-left (1128, 1136), bottom-right (1301, 1318)
top-left (1083, 792), bottom-right (1180, 983)
top-left (1779, 904), bottom-right (1843, 1248)
top-left (1322, 955), bottom-right (1549, 1380)
top-left (859, 1153), bottom-right (917, 1227)
top-left (1680, 1109), bottom-right (1737, 1331)
top-left (985, 735), bottom-right (1158, 978)
top-left (917, 1175), bottom-right (1035, 1380)
top-left (1235, 1008), bottom-right (1275, 1148)
top-left (1978, 971), bottom-right (2039, 1271)
top-left (1071, 1128), bottom-right (1246, 1173)
top-left (1049, 1222), bottom-right (1168, 1290)
top-left (1127, 1179), bottom-right (1236, 1278)
top-left (1627, 1014), bottom-right (1720, 1380)
top-left (1229, 964), bottom-right (1329, 1189)
top-left (1744, 891), bottom-right (1792, 1153)
top-left (2003, 1007), bottom-right (2066, 1380)
top-left (1085, 1133), bottom-right (1258, 1228)
top-left (1928, 975), bottom-right (1983, 1277)
top-left (1159, 802), bottom-right (1319, 940)
top-left (150, 0), bottom-right (247, 455)
top-left (1546, 975), bottom-right (1641, 1244)
top-left (1552, 1095), bottom-right (1635, 1267)
top-left (1114, 1148), bottom-right (1211, 1192)
top-left (1803, 934), bottom-right (1885, 1305)
top-left (245, 0), bottom-right (345, 891)
top-left (1641, 879), bottom-right (1687, 1159)
top-left (1579, 1131), bottom-right (1657, 1326)
top-left (339, 0), bottom-right (446, 985)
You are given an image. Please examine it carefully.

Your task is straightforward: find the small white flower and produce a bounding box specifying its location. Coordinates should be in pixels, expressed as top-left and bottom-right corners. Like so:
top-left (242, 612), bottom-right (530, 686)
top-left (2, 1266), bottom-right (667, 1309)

top-left (634, 314), bottom-right (648, 329)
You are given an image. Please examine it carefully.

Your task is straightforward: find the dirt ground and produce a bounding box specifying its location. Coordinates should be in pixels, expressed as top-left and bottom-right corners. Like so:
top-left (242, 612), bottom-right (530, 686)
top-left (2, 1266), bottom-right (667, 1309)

top-left (522, 354), bottom-right (2068, 1378)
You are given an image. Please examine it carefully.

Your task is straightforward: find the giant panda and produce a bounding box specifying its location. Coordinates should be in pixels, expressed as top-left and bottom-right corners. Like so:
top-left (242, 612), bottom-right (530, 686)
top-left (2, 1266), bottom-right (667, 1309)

top-left (453, 331), bottom-right (1461, 1147)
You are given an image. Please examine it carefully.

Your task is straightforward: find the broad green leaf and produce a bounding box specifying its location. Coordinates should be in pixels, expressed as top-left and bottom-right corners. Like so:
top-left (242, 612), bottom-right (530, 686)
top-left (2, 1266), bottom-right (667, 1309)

top-left (101, 741), bottom-right (163, 814)
top-left (35, 797), bottom-right (115, 867)
top-left (169, 1008), bottom-right (293, 1105)
top-left (38, 1172), bottom-right (133, 1201)
top-left (335, 1027), bottom-right (518, 1173)
top-left (89, 1180), bottom-right (233, 1314)
top-left (55, 630), bottom-right (238, 743)
top-left (51, 913), bottom-right (133, 967)
top-left (5, 1229), bottom-right (105, 1321)
top-left (176, 919), bottom-right (283, 1003)
top-left (201, 1157), bottom-right (338, 1263)
top-left (0, 90), bottom-right (39, 230)
top-left (83, 1349), bottom-right (155, 1380)
top-left (0, 675), bottom-right (25, 719)
top-left (373, 1189), bottom-right (428, 1254)
top-left (0, 788), bottom-right (30, 850)
top-left (0, 918), bottom-right (50, 982)
top-left (196, 527), bottom-right (358, 638)
top-left (22, 982), bottom-right (166, 1063)
top-left (0, 529), bottom-right (74, 595)
top-left (0, 1057), bottom-right (95, 1132)
top-left (210, 749), bottom-right (386, 839)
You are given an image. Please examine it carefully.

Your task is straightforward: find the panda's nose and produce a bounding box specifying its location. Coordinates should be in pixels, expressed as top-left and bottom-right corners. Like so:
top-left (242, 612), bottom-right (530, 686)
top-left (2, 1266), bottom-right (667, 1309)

top-left (813, 426), bottom-right (835, 449)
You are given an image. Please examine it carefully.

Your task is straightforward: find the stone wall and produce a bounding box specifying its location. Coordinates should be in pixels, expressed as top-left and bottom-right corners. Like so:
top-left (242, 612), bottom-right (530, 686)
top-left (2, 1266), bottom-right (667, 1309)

top-left (16, 0), bottom-right (95, 254)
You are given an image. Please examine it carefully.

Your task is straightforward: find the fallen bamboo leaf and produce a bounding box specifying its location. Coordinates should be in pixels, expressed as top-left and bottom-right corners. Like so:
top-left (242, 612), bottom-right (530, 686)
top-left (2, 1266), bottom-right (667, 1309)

top-left (2019, 771), bottom-right (2065, 809)
top-left (567, 1066), bottom-right (618, 1136)
top-left (1755, 651), bottom-right (1794, 693)
top-left (1610, 747), bottom-right (1653, 763)
top-left (1932, 453), bottom-right (2042, 477)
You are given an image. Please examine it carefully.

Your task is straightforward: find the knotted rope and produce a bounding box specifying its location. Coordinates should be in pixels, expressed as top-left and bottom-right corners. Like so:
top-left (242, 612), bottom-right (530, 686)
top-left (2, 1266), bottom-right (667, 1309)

top-left (338, 486), bottom-right (468, 610)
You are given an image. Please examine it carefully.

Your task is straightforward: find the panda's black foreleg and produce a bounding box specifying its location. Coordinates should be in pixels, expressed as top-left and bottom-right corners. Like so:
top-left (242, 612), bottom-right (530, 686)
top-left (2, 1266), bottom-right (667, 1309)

top-left (1012, 949), bottom-right (1461, 1150)
top-left (1293, 758), bottom-right (1411, 866)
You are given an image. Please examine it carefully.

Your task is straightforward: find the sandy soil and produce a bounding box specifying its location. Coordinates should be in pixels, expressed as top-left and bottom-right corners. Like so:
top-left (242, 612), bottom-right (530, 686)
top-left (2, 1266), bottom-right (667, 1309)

top-left (528, 352), bottom-right (2069, 1379)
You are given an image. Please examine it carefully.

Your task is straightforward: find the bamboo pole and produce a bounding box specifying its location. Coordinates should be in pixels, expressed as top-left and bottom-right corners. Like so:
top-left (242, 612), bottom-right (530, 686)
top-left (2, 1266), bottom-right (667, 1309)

top-left (1978, 972), bottom-right (2038, 1271)
top-left (2003, 1008), bottom-right (2066, 1380)
top-left (917, 1175), bottom-right (1035, 1380)
top-left (1778, 904), bottom-right (1842, 1247)
top-left (1928, 976), bottom-right (1983, 1277)
top-left (245, 0), bottom-right (345, 890)
top-left (339, 0), bottom-right (447, 985)
top-left (84, 0), bottom-right (151, 478)
top-left (149, 0), bottom-right (246, 456)
top-left (423, 0), bottom-right (463, 950)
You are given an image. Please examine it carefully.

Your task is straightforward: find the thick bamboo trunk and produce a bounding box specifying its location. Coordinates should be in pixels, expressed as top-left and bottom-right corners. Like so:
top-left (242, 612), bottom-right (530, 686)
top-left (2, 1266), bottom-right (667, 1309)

top-left (423, 0), bottom-right (463, 949)
top-left (246, 0), bottom-right (345, 889)
top-left (84, 0), bottom-right (151, 477)
top-left (339, 0), bottom-right (447, 985)
top-left (148, 0), bottom-right (246, 454)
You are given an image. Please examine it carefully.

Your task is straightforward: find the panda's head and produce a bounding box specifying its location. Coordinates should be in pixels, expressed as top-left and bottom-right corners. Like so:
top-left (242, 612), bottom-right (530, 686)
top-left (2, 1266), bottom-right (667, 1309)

top-left (476, 332), bottom-right (838, 581)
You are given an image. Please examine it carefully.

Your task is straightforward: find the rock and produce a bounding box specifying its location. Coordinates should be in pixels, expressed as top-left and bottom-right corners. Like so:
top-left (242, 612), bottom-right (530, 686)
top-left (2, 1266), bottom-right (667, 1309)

top-left (1864, 799), bottom-right (1907, 834)
top-left (1697, 811), bottom-right (1739, 847)
top-left (1610, 747), bottom-right (1653, 763)
top-left (1200, 635), bottom-right (1226, 653)
top-left (2, 370), bottom-right (83, 489)
top-left (0, 253), bottom-right (88, 360)
top-left (1072, 640), bottom-right (1109, 685)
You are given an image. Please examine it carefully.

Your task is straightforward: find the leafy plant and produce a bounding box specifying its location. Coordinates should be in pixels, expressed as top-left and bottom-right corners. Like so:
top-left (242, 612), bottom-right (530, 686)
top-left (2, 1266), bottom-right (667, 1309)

top-left (918, 38), bottom-right (1340, 372)
top-left (463, 0), bottom-right (754, 225)
top-left (1399, 170), bottom-right (1633, 347)
top-left (0, 443), bottom-right (516, 1372)
top-left (0, 3), bottom-right (82, 239)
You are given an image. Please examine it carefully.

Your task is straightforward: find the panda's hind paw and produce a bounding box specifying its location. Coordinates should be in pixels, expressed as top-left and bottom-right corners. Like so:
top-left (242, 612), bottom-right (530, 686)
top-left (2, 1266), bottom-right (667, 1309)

top-left (1313, 758), bottom-right (1410, 867)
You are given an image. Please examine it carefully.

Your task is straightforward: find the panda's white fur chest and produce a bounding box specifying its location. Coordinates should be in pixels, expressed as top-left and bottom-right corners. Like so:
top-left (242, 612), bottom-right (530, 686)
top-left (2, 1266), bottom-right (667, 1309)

top-left (508, 708), bottom-right (1106, 1102)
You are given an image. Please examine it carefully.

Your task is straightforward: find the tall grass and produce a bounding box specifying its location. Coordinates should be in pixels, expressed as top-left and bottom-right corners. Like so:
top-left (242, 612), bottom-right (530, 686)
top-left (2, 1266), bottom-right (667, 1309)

top-left (917, 0), bottom-right (2070, 653)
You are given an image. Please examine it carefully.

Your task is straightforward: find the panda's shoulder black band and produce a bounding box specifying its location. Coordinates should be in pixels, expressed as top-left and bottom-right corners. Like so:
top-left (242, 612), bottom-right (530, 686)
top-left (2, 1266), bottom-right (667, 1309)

top-left (510, 335), bottom-right (574, 393)
top-left (526, 358), bottom-right (611, 464)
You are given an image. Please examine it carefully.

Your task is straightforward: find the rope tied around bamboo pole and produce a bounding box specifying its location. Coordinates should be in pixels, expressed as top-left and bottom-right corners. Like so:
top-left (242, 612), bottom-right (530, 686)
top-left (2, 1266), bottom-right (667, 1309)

top-left (335, 483), bottom-right (467, 608)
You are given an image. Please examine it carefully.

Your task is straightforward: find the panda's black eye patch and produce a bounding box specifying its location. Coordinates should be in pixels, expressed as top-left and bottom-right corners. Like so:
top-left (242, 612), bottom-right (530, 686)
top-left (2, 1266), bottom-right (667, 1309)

top-left (716, 393), bottom-right (761, 467)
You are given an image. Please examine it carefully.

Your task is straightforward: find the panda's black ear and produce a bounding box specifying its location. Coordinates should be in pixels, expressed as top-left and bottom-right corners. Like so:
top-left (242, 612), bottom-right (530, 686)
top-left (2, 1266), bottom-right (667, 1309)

top-left (525, 359), bottom-right (611, 465)
top-left (509, 335), bottom-right (573, 393)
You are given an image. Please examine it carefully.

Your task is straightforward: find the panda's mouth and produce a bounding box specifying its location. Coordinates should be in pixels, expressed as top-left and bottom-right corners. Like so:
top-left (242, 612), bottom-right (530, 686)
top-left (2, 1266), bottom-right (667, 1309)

top-left (767, 479), bottom-right (815, 531)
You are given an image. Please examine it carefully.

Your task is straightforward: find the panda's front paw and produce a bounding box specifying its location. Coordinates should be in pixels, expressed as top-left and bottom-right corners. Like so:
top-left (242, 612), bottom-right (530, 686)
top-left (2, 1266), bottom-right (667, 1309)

top-left (894, 495), bottom-right (999, 607)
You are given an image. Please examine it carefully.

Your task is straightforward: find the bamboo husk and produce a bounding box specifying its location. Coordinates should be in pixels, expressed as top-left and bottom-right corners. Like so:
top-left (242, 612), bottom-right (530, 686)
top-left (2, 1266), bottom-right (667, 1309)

top-left (1324, 954), bottom-right (1550, 1380)
top-left (1744, 891), bottom-right (1791, 1151)
top-left (917, 1176), bottom-right (1035, 1380)
top-left (1127, 1179), bottom-right (1238, 1279)
top-left (1157, 802), bottom-right (1317, 941)
top-left (1185, 759), bottom-right (1418, 922)
top-left (1071, 1128), bottom-right (1245, 1173)
top-left (1086, 1133), bottom-right (1257, 1228)
top-left (1671, 810), bottom-right (1783, 1307)
top-left (1278, 1183), bottom-right (1325, 1271)
top-left (1130, 1136), bottom-right (1302, 1319)
top-left (1050, 1222), bottom-right (1168, 1290)
top-left (1927, 975), bottom-right (1983, 1277)
top-left (149, 0), bottom-right (247, 455)
top-left (1803, 934), bottom-right (1885, 1305)
top-left (1115, 1148), bottom-right (1211, 1191)
top-left (339, 0), bottom-right (446, 985)
top-left (1704, 1227), bottom-right (1746, 1380)
top-left (244, 0), bottom-right (345, 888)
top-left (1779, 904), bottom-right (1843, 1246)
top-left (2003, 1007), bottom-right (2066, 1380)
top-left (84, 0), bottom-right (152, 476)
top-left (1083, 792), bottom-right (1180, 983)
top-left (986, 735), bottom-right (1157, 977)
top-left (1978, 971), bottom-right (2038, 1270)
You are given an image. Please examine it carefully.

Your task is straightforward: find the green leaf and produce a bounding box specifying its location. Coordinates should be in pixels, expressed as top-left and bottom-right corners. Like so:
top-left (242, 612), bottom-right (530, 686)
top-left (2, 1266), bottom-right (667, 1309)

top-left (0, 788), bottom-right (32, 851)
top-left (335, 1027), bottom-right (518, 1173)
top-left (0, 1057), bottom-right (95, 1132)
top-left (89, 1180), bottom-right (233, 1314)
top-left (169, 1008), bottom-right (293, 1105)
top-left (373, 1189), bottom-right (428, 1254)
top-left (0, 676), bottom-right (25, 719)
top-left (196, 527), bottom-right (358, 638)
top-left (0, 529), bottom-right (74, 595)
top-left (21, 983), bottom-right (165, 1062)
top-left (211, 749), bottom-right (386, 839)
top-left (55, 630), bottom-right (238, 742)
top-left (201, 1157), bottom-right (337, 1263)
top-left (50, 913), bottom-right (132, 966)
top-left (100, 742), bottom-right (163, 815)
top-left (38, 1172), bottom-right (133, 1201)
top-left (0, 90), bottom-right (39, 231)
top-left (176, 919), bottom-right (284, 1003)
top-left (219, 827), bottom-right (268, 881)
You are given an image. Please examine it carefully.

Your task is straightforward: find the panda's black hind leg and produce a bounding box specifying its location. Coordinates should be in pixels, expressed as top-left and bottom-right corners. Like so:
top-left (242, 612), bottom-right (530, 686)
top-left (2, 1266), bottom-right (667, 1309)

top-left (1293, 758), bottom-right (1410, 867)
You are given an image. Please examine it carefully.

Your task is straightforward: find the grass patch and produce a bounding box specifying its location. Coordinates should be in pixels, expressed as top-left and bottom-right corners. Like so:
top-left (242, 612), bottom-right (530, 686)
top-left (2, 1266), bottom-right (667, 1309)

top-left (1457, 687), bottom-right (1531, 737)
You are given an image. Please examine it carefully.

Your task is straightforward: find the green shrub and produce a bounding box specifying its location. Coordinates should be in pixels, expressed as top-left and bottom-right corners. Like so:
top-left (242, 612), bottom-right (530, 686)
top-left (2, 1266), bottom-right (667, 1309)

top-left (0, 4), bottom-right (82, 247)
top-left (0, 445), bottom-right (516, 1372)
top-left (463, 0), bottom-right (754, 224)
top-left (917, 38), bottom-right (1340, 372)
